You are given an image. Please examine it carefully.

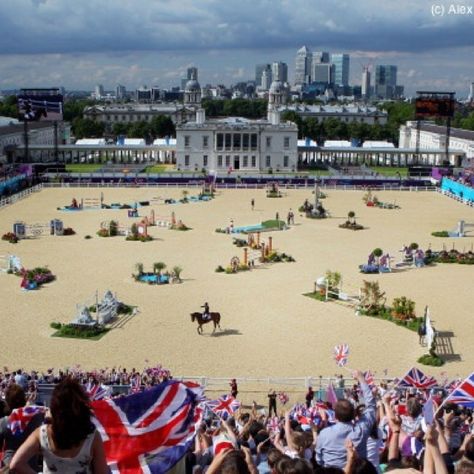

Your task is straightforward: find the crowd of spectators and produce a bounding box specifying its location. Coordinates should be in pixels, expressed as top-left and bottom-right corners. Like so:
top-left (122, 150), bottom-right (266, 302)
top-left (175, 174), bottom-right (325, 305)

top-left (0, 368), bottom-right (473, 473)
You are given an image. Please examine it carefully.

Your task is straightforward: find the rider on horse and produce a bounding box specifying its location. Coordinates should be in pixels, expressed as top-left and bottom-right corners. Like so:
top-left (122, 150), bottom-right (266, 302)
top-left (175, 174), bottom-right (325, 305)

top-left (201, 302), bottom-right (211, 320)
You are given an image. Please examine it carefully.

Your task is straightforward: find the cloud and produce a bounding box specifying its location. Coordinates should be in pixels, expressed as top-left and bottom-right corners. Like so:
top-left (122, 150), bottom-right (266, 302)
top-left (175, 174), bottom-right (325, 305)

top-left (0, 0), bottom-right (473, 56)
top-left (0, 1), bottom-right (472, 95)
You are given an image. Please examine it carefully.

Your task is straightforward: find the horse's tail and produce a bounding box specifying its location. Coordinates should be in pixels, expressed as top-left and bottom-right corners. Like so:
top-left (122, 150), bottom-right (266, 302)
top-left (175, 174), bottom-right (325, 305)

top-left (216, 312), bottom-right (221, 325)
top-left (190, 313), bottom-right (194, 322)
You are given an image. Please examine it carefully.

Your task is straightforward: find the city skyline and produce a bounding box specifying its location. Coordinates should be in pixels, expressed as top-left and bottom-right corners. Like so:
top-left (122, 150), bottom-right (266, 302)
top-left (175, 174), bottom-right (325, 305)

top-left (0, 0), bottom-right (473, 96)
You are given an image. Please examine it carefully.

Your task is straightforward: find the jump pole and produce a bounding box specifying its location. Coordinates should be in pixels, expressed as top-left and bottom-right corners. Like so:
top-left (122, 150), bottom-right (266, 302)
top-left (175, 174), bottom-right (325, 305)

top-left (243, 247), bottom-right (248, 266)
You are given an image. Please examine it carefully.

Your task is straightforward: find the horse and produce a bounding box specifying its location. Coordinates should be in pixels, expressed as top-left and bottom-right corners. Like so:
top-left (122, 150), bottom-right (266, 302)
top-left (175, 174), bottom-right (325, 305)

top-left (190, 312), bottom-right (221, 335)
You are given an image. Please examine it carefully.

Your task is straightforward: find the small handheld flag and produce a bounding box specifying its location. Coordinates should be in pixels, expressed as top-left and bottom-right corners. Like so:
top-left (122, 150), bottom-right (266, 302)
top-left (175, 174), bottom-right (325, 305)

top-left (334, 344), bottom-right (349, 367)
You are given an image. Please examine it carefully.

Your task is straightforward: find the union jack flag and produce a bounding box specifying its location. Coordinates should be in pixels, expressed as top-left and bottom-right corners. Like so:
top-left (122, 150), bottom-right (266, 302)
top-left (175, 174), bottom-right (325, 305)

top-left (8, 405), bottom-right (46, 436)
top-left (266, 416), bottom-right (280, 434)
top-left (334, 344), bottom-right (349, 367)
top-left (445, 379), bottom-right (462, 392)
top-left (85, 382), bottom-right (112, 400)
top-left (443, 372), bottom-right (474, 408)
top-left (206, 394), bottom-right (240, 420)
top-left (397, 367), bottom-right (437, 390)
top-left (92, 380), bottom-right (203, 473)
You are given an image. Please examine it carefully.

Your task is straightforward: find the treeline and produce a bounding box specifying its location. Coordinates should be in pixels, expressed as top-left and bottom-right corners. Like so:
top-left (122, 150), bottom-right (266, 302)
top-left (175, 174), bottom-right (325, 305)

top-left (436, 111), bottom-right (474, 130)
top-left (282, 102), bottom-right (415, 145)
top-left (202, 98), bottom-right (268, 118)
top-left (72, 115), bottom-right (175, 141)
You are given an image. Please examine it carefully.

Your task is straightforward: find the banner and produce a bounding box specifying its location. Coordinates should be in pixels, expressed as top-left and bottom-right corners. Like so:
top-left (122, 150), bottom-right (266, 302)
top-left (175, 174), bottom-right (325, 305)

top-left (18, 88), bottom-right (63, 122)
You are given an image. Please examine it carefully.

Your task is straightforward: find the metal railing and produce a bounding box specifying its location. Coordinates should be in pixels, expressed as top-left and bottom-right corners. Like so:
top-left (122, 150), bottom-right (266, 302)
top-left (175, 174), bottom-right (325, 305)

top-left (40, 182), bottom-right (437, 192)
top-left (33, 376), bottom-right (386, 405)
top-left (0, 184), bottom-right (43, 210)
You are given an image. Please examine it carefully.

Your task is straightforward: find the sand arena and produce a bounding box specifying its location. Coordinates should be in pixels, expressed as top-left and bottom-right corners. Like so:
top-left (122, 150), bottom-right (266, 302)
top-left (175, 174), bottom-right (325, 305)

top-left (0, 187), bottom-right (473, 382)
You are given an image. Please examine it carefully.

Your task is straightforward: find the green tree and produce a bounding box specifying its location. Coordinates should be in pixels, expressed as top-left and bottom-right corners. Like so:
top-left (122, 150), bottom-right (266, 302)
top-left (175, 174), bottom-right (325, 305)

top-left (127, 121), bottom-right (151, 140)
top-left (72, 118), bottom-right (105, 138)
top-left (0, 95), bottom-right (18, 119)
top-left (112, 122), bottom-right (130, 137)
top-left (150, 115), bottom-right (176, 138)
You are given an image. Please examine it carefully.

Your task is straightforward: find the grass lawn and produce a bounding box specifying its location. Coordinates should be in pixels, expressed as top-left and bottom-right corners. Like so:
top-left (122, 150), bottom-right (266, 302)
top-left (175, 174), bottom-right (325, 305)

top-left (66, 164), bottom-right (103, 173)
top-left (370, 166), bottom-right (409, 177)
top-left (144, 164), bottom-right (176, 173)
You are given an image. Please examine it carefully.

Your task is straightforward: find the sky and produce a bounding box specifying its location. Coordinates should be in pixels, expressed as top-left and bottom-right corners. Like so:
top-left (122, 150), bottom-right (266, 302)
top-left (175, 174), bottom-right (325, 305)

top-left (0, 0), bottom-right (473, 97)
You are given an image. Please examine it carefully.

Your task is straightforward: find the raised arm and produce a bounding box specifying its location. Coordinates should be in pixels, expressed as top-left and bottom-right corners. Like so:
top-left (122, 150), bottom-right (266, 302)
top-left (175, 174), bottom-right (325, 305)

top-left (424, 425), bottom-right (448, 474)
top-left (354, 370), bottom-right (376, 426)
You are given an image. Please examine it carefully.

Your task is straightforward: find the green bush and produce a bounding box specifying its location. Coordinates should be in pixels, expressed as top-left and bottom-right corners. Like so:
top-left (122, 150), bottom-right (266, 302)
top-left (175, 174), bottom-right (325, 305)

top-left (373, 248), bottom-right (383, 257)
top-left (50, 322), bottom-right (109, 339)
top-left (431, 231), bottom-right (449, 237)
top-left (84, 235), bottom-right (92, 239)
top-left (418, 354), bottom-right (445, 366)
top-left (215, 265), bottom-right (225, 273)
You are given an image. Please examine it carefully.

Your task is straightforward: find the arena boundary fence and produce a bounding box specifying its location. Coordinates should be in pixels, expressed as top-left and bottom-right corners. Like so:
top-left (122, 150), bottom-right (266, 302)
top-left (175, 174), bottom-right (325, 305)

top-left (0, 184), bottom-right (43, 210)
top-left (35, 376), bottom-right (397, 405)
top-left (40, 182), bottom-right (437, 192)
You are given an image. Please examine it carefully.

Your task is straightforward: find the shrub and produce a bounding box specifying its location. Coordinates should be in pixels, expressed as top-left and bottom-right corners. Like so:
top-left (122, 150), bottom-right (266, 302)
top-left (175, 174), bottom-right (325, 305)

top-left (63, 227), bottom-right (76, 236)
top-left (431, 231), bottom-right (449, 237)
top-left (109, 220), bottom-right (119, 237)
top-left (2, 232), bottom-right (19, 244)
top-left (391, 296), bottom-right (416, 321)
top-left (215, 265), bottom-right (225, 273)
top-left (84, 235), bottom-right (92, 239)
top-left (225, 266), bottom-right (234, 274)
top-left (373, 248), bottom-right (383, 257)
top-left (97, 228), bottom-right (109, 237)
top-left (409, 242), bottom-right (419, 250)
top-left (418, 354), bottom-right (445, 366)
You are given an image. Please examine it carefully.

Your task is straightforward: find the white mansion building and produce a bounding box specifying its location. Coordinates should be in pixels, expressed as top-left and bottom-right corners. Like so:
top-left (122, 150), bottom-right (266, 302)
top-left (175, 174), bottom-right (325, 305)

top-left (399, 121), bottom-right (474, 165)
top-left (176, 80), bottom-right (298, 172)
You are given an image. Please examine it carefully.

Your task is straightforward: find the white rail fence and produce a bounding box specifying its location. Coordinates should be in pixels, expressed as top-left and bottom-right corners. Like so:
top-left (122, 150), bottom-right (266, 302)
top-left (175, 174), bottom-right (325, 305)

top-left (41, 182), bottom-right (437, 192)
top-left (0, 182), bottom-right (436, 211)
top-left (0, 184), bottom-right (43, 210)
top-left (34, 376), bottom-right (395, 405)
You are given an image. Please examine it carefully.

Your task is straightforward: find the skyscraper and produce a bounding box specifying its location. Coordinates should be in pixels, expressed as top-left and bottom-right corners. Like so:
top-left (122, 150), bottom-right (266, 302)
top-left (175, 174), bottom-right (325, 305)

top-left (294, 46), bottom-right (312, 86)
top-left (331, 53), bottom-right (350, 87)
top-left (361, 67), bottom-right (371, 99)
top-left (187, 67), bottom-right (198, 81)
top-left (272, 61), bottom-right (288, 83)
top-left (312, 63), bottom-right (334, 86)
top-left (375, 65), bottom-right (397, 99)
top-left (261, 68), bottom-right (272, 90)
top-left (95, 84), bottom-right (104, 99)
top-left (256, 64), bottom-right (272, 87)
top-left (116, 84), bottom-right (126, 100)
top-left (312, 51), bottom-right (330, 64)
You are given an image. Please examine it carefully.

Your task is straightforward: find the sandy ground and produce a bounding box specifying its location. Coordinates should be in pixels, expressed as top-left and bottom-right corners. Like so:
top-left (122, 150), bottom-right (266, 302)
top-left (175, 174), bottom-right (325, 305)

top-left (1, 187), bottom-right (473, 389)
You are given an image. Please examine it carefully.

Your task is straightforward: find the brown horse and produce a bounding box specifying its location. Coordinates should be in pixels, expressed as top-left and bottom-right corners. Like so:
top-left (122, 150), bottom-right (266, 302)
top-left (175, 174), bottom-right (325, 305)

top-left (190, 312), bottom-right (221, 335)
